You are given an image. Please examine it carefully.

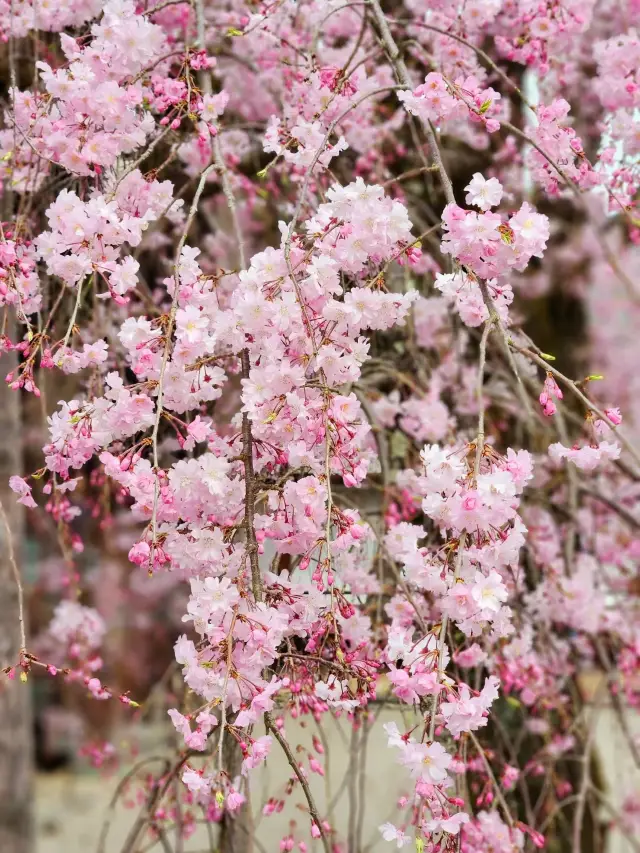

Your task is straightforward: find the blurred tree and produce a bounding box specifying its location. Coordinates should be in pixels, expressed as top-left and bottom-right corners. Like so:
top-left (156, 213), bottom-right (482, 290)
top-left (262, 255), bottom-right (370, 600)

top-left (0, 186), bottom-right (33, 852)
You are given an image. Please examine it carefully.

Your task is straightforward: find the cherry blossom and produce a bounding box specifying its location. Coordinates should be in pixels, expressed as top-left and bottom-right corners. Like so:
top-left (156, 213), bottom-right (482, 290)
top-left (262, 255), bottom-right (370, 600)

top-left (1, 1), bottom-right (639, 850)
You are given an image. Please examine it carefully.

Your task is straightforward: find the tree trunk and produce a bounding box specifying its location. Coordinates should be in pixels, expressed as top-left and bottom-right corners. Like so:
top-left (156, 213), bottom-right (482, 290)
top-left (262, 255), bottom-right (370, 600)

top-left (219, 737), bottom-right (249, 853)
top-left (0, 315), bottom-right (34, 852)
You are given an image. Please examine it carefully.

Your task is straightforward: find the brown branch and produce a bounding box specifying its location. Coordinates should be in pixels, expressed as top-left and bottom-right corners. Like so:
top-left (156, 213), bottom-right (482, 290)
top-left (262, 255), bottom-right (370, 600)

top-left (579, 486), bottom-right (640, 530)
top-left (264, 712), bottom-right (331, 853)
top-left (467, 730), bottom-right (515, 828)
top-left (120, 753), bottom-right (193, 853)
top-left (367, 0), bottom-right (456, 205)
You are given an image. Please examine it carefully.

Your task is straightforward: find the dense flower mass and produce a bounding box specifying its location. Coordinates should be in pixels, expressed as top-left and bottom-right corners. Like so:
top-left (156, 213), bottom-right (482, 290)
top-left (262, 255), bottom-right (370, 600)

top-left (1, 0), bottom-right (640, 851)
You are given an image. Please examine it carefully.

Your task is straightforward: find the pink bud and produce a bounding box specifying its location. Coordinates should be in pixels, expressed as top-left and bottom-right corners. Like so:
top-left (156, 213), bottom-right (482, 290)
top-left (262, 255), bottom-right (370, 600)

top-left (309, 758), bottom-right (324, 776)
top-left (129, 541), bottom-right (151, 566)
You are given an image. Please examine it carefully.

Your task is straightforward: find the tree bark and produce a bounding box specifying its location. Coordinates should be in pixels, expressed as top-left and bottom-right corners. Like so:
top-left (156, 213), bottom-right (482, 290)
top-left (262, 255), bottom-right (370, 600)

top-left (219, 737), bottom-right (249, 853)
top-left (0, 317), bottom-right (34, 852)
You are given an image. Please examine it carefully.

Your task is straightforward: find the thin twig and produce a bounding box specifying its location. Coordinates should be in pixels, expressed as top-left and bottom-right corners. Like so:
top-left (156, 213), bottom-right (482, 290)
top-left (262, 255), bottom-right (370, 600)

top-left (467, 730), bottom-right (515, 828)
top-left (264, 712), bottom-right (331, 853)
top-left (514, 346), bottom-right (640, 469)
top-left (572, 706), bottom-right (597, 853)
top-left (366, 0), bottom-right (455, 205)
top-left (0, 499), bottom-right (26, 653)
top-left (149, 163), bottom-right (215, 558)
top-left (428, 535), bottom-right (465, 741)
top-left (474, 317), bottom-right (493, 481)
